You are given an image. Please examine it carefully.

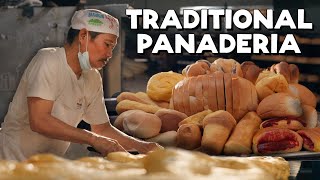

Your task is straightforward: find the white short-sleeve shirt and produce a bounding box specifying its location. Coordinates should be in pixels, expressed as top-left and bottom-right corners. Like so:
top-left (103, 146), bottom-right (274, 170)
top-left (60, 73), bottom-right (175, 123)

top-left (0, 47), bottom-right (109, 161)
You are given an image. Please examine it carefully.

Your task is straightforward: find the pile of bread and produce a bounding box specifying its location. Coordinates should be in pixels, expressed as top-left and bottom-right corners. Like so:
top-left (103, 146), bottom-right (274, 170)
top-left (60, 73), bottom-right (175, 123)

top-left (0, 148), bottom-right (289, 180)
top-left (115, 58), bottom-right (320, 155)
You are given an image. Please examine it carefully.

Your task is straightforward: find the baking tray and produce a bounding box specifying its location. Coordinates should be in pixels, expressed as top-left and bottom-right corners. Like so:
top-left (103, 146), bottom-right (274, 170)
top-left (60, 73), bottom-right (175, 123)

top-left (265, 151), bottom-right (320, 161)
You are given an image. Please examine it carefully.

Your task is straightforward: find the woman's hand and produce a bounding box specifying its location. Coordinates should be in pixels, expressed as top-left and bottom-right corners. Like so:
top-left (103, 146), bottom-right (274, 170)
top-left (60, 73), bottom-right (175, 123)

top-left (90, 134), bottom-right (127, 156)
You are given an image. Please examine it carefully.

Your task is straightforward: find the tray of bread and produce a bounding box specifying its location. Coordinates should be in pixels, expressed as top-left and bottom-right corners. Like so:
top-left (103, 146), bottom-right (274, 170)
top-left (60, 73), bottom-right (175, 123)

top-left (114, 58), bottom-right (320, 159)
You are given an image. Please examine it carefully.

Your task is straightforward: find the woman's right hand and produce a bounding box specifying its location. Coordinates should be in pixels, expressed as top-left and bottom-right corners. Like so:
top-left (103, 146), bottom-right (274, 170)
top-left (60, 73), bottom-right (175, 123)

top-left (90, 134), bottom-right (127, 156)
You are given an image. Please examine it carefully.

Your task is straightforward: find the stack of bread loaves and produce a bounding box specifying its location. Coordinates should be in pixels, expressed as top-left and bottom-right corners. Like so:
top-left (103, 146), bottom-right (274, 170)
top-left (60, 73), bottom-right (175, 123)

top-left (115, 58), bottom-right (319, 156)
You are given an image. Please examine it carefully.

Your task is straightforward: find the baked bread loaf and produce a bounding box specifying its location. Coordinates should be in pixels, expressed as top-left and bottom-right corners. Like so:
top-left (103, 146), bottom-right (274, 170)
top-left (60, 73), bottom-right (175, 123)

top-left (155, 109), bottom-right (188, 132)
top-left (178, 109), bottom-right (212, 126)
top-left (211, 58), bottom-right (243, 77)
top-left (172, 74), bottom-right (258, 121)
top-left (287, 83), bottom-right (317, 108)
top-left (252, 127), bottom-right (303, 155)
top-left (256, 93), bottom-right (303, 120)
top-left (224, 112), bottom-right (262, 155)
top-left (270, 61), bottom-right (300, 83)
top-left (122, 110), bottom-right (162, 139)
top-left (146, 131), bottom-right (177, 147)
top-left (241, 61), bottom-right (262, 84)
top-left (185, 60), bottom-right (211, 77)
top-left (116, 100), bottom-right (162, 114)
top-left (176, 124), bottom-right (202, 150)
top-left (201, 110), bottom-right (237, 155)
top-left (255, 71), bottom-right (288, 101)
top-left (147, 71), bottom-right (185, 102)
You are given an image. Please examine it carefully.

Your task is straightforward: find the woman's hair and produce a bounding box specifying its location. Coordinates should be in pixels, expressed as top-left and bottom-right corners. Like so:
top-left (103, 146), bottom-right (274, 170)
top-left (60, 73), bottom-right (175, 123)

top-left (66, 28), bottom-right (100, 44)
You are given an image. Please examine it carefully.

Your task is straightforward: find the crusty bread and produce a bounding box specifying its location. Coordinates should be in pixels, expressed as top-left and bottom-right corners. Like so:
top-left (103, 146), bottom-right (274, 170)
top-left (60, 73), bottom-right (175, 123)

top-left (302, 105), bottom-right (318, 128)
top-left (224, 73), bottom-right (233, 114)
top-left (212, 58), bottom-right (243, 77)
top-left (178, 109), bottom-right (212, 127)
top-left (208, 75), bottom-right (218, 112)
top-left (114, 110), bottom-right (142, 131)
top-left (257, 93), bottom-right (303, 119)
top-left (116, 100), bottom-right (162, 114)
top-left (122, 111), bottom-right (162, 139)
top-left (224, 112), bottom-right (262, 155)
top-left (176, 124), bottom-right (202, 150)
top-left (186, 60), bottom-right (211, 77)
top-left (270, 61), bottom-right (300, 83)
top-left (182, 78), bottom-right (191, 116)
top-left (287, 83), bottom-right (317, 108)
top-left (201, 110), bottom-right (237, 155)
top-left (135, 92), bottom-right (159, 106)
top-left (146, 131), bottom-right (177, 147)
top-left (155, 109), bottom-right (188, 132)
top-left (215, 71), bottom-right (226, 111)
top-left (241, 61), bottom-right (262, 84)
top-left (252, 127), bottom-right (303, 155)
top-left (195, 75), bottom-right (205, 113)
top-left (289, 64), bottom-right (299, 83)
top-left (147, 71), bottom-right (185, 102)
top-left (255, 71), bottom-right (288, 101)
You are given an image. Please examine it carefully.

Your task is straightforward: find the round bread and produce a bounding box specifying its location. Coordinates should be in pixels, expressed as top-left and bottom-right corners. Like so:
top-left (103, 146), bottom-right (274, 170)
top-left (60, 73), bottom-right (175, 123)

top-left (122, 111), bottom-right (162, 139)
top-left (212, 58), bottom-right (243, 77)
top-left (256, 93), bottom-right (303, 119)
top-left (176, 124), bottom-right (202, 150)
top-left (147, 71), bottom-right (185, 102)
top-left (255, 71), bottom-right (288, 101)
top-left (287, 83), bottom-right (317, 108)
top-left (155, 109), bottom-right (188, 132)
top-left (241, 61), bottom-right (262, 84)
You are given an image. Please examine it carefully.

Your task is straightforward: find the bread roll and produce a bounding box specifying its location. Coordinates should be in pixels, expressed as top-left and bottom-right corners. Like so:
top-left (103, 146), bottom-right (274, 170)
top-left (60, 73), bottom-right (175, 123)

top-left (117, 92), bottom-right (149, 104)
top-left (116, 100), bottom-right (162, 114)
top-left (186, 60), bottom-right (210, 77)
top-left (301, 105), bottom-right (318, 128)
top-left (147, 71), bottom-right (185, 102)
top-left (252, 127), bottom-right (303, 155)
top-left (270, 61), bottom-right (300, 83)
top-left (146, 131), bottom-right (177, 147)
top-left (176, 124), bottom-right (202, 150)
top-left (256, 93), bottom-right (303, 119)
top-left (287, 83), bottom-right (317, 108)
top-left (297, 128), bottom-right (320, 152)
top-left (255, 71), bottom-right (288, 101)
top-left (135, 92), bottom-right (159, 106)
top-left (155, 109), bottom-right (188, 132)
top-left (224, 112), bottom-right (262, 155)
top-left (241, 61), bottom-right (262, 84)
top-left (212, 58), bottom-right (243, 77)
top-left (122, 111), bottom-right (162, 139)
top-left (114, 110), bottom-right (141, 130)
top-left (178, 109), bottom-right (212, 127)
top-left (201, 110), bottom-right (236, 155)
